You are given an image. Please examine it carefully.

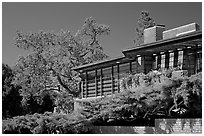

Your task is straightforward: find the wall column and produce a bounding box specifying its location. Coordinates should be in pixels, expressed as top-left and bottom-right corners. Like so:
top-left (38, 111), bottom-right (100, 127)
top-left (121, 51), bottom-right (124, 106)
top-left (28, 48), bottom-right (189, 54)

top-left (173, 50), bottom-right (179, 68)
top-left (95, 69), bottom-right (97, 97)
top-left (141, 55), bottom-right (154, 74)
top-left (111, 65), bottom-right (114, 94)
top-left (85, 71), bottom-right (88, 98)
top-left (165, 52), bottom-right (170, 69)
top-left (79, 82), bottom-right (81, 98)
top-left (182, 49), bottom-right (190, 71)
top-left (100, 68), bottom-right (103, 96)
top-left (81, 81), bottom-right (84, 98)
top-left (188, 48), bottom-right (196, 75)
top-left (117, 63), bottom-right (120, 93)
top-left (129, 61), bottom-right (132, 73)
top-left (157, 54), bottom-right (161, 69)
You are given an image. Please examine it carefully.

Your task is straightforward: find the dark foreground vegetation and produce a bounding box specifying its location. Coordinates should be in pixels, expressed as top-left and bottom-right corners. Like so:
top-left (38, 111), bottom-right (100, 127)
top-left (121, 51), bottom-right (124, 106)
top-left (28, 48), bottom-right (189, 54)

top-left (2, 69), bottom-right (202, 134)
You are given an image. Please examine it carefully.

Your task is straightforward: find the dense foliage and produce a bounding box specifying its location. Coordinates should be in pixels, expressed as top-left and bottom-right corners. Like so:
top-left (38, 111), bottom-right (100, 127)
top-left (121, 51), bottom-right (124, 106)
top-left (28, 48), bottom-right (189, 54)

top-left (81, 71), bottom-right (202, 126)
top-left (2, 112), bottom-right (92, 134)
top-left (2, 71), bottom-right (202, 133)
top-left (2, 63), bottom-right (22, 118)
top-left (2, 63), bottom-right (57, 117)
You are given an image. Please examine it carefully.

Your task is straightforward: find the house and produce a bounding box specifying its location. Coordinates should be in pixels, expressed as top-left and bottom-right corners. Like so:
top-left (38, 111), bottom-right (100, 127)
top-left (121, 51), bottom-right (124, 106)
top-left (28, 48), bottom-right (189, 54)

top-left (72, 23), bottom-right (202, 99)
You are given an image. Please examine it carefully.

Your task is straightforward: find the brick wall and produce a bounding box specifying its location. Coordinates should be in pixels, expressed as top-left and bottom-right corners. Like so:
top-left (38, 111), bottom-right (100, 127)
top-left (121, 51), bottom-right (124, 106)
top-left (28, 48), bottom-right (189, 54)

top-left (92, 118), bottom-right (202, 134)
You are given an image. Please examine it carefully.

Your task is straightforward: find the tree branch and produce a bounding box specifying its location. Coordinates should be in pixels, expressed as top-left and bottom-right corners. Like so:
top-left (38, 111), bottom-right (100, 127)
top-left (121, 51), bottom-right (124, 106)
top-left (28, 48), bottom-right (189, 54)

top-left (79, 51), bottom-right (89, 58)
top-left (89, 31), bottom-right (97, 46)
top-left (56, 74), bottom-right (80, 97)
top-left (48, 68), bottom-right (80, 97)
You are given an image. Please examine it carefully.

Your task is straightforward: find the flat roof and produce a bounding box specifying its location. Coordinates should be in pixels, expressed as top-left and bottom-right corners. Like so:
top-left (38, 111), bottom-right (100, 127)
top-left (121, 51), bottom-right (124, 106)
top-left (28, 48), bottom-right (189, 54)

top-left (123, 30), bottom-right (202, 56)
top-left (72, 30), bottom-right (202, 72)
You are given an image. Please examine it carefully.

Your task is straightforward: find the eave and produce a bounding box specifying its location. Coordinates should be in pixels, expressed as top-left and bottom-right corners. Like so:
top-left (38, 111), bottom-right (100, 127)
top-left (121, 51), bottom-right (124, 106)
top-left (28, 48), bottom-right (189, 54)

top-left (72, 55), bottom-right (134, 72)
top-left (122, 30), bottom-right (202, 57)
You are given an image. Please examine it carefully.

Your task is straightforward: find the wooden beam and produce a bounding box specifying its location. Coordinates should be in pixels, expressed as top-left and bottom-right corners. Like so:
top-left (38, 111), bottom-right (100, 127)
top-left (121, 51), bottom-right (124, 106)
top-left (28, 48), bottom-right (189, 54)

top-left (100, 68), bottom-right (103, 96)
top-left (95, 69), bottom-right (97, 97)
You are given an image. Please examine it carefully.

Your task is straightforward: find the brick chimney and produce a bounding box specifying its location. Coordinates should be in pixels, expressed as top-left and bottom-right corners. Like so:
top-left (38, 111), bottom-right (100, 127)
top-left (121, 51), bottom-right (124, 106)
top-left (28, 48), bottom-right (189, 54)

top-left (144, 24), bottom-right (165, 44)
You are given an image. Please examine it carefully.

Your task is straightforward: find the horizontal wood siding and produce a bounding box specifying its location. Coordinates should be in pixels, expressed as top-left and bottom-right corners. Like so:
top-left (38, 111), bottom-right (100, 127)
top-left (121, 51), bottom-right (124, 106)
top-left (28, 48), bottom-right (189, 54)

top-left (81, 61), bottom-right (133, 98)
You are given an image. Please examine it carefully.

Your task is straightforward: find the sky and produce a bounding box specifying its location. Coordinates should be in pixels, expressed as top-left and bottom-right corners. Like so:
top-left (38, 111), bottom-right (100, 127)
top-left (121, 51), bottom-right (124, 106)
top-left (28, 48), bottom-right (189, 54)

top-left (2, 2), bottom-right (202, 66)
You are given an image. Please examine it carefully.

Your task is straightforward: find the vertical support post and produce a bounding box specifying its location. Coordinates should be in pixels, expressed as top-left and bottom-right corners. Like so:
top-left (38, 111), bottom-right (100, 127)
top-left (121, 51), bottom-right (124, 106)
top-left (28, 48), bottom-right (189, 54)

top-left (187, 48), bottom-right (196, 76)
top-left (173, 50), bottom-right (179, 68)
top-left (78, 81), bottom-right (81, 97)
top-left (95, 69), bottom-right (97, 97)
top-left (81, 81), bottom-right (83, 98)
top-left (194, 47), bottom-right (198, 74)
top-left (85, 71), bottom-right (88, 98)
top-left (152, 55), bottom-right (157, 70)
top-left (182, 49), bottom-right (190, 71)
top-left (140, 56), bottom-right (145, 73)
top-left (165, 51), bottom-right (170, 69)
top-left (142, 55), bottom-right (154, 74)
top-left (129, 61), bottom-right (132, 73)
top-left (100, 68), bottom-right (103, 97)
top-left (117, 63), bottom-right (120, 93)
top-left (157, 54), bottom-right (161, 69)
top-left (111, 65), bottom-right (114, 95)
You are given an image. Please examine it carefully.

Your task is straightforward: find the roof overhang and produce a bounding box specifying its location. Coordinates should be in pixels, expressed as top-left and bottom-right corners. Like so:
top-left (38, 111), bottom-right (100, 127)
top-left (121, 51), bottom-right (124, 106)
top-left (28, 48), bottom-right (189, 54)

top-left (72, 55), bottom-right (134, 72)
top-left (122, 30), bottom-right (202, 57)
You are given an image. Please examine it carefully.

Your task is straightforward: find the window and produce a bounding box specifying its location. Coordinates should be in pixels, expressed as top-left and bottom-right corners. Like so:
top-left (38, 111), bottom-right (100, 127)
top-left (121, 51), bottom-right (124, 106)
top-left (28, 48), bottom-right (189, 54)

top-left (161, 54), bottom-right (165, 68)
top-left (120, 63), bottom-right (130, 74)
top-left (103, 67), bottom-right (112, 78)
top-left (87, 70), bottom-right (95, 83)
top-left (138, 57), bottom-right (142, 65)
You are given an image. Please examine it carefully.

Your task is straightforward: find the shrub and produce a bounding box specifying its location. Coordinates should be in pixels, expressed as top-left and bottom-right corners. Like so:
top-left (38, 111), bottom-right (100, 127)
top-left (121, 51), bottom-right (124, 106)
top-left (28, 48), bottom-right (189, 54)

top-left (2, 112), bottom-right (93, 134)
top-left (82, 71), bottom-right (202, 126)
top-left (2, 71), bottom-right (202, 133)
